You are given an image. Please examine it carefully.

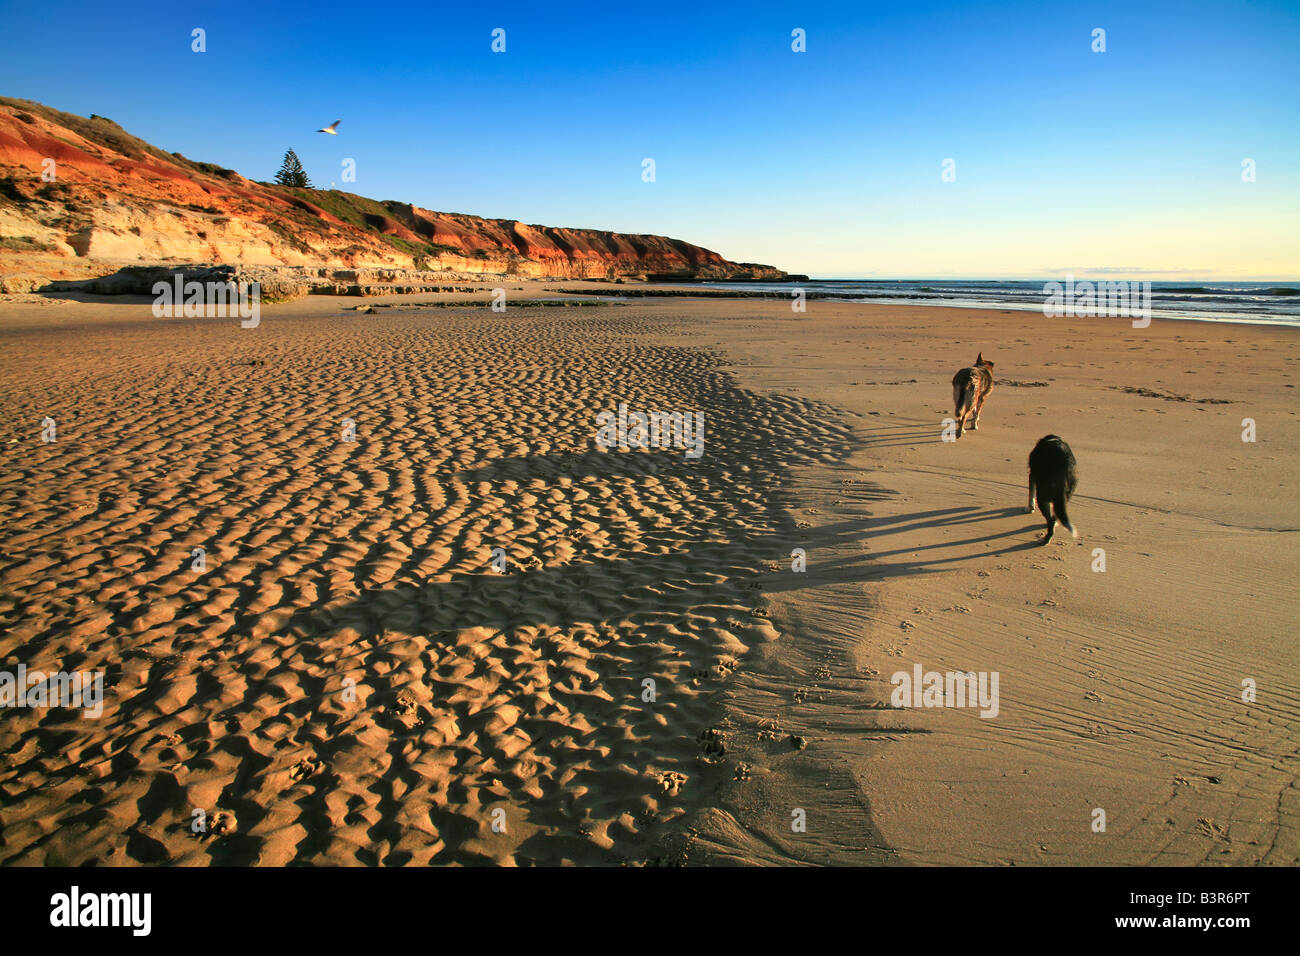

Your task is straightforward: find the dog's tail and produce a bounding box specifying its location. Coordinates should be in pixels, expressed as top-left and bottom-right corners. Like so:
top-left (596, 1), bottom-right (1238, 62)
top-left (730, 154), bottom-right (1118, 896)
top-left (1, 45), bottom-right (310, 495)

top-left (954, 376), bottom-right (974, 416)
top-left (1054, 488), bottom-right (1077, 538)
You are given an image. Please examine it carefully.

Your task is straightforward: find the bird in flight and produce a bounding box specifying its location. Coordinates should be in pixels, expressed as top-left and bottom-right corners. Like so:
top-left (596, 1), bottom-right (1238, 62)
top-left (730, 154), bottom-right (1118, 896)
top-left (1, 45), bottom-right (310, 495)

top-left (317, 120), bottom-right (341, 135)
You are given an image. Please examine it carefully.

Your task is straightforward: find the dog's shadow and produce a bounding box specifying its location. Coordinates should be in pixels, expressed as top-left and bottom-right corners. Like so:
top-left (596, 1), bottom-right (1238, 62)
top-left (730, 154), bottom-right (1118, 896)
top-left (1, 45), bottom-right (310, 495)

top-left (715, 506), bottom-right (1057, 593)
top-left (853, 507), bottom-right (1051, 578)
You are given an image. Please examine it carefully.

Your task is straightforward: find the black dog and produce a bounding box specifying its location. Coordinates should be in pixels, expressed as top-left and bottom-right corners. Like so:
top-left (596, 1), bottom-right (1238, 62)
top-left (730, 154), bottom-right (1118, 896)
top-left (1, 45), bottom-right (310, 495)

top-left (1027, 435), bottom-right (1078, 543)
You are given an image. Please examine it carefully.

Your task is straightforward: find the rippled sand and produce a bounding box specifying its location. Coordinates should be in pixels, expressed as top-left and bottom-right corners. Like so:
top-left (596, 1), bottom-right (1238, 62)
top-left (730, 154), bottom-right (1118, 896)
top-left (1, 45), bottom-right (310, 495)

top-left (0, 295), bottom-right (850, 865)
top-left (2, 292), bottom-right (1296, 867)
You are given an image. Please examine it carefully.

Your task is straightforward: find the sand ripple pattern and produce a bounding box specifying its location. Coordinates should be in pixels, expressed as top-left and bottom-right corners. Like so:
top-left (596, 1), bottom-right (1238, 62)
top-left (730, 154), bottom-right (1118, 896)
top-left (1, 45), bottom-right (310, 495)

top-left (0, 308), bottom-right (854, 865)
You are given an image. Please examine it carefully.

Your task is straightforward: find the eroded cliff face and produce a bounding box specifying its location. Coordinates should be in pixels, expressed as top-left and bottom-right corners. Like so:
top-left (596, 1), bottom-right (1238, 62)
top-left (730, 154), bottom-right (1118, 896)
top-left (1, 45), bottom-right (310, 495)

top-left (0, 98), bottom-right (786, 291)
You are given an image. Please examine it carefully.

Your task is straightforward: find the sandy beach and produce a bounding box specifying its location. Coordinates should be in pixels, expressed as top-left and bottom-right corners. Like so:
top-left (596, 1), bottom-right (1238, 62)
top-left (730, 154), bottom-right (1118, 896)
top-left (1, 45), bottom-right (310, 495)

top-left (0, 287), bottom-right (1296, 866)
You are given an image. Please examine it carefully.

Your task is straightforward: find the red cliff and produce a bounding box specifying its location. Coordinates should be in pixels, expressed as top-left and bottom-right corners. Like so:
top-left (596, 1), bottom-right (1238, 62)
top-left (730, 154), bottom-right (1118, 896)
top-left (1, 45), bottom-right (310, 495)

top-left (0, 97), bottom-right (786, 291)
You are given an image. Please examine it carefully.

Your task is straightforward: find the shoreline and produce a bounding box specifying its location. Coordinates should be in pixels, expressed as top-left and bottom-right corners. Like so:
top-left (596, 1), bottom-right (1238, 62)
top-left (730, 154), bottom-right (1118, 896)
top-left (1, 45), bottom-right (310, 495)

top-left (5, 281), bottom-right (1300, 329)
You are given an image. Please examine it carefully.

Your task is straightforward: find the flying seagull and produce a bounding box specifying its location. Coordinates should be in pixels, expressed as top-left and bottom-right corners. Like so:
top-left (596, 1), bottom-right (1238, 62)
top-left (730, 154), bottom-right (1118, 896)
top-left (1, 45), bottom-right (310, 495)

top-left (317, 120), bottom-right (341, 135)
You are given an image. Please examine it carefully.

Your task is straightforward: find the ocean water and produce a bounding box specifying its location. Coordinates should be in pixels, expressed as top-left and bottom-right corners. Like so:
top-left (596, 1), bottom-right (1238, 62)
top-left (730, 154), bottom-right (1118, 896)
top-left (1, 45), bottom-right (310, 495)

top-left (696, 279), bottom-right (1300, 327)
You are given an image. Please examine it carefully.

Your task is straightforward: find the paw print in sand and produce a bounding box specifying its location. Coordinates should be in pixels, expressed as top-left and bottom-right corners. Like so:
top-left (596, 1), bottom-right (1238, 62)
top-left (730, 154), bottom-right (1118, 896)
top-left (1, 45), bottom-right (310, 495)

top-left (290, 756), bottom-right (322, 783)
top-left (658, 771), bottom-right (687, 797)
top-left (386, 692), bottom-right (425, 729)
top-left (200, 809), bottom-right (237, 839)
top-left (697, 727), bottom-right (728, 758)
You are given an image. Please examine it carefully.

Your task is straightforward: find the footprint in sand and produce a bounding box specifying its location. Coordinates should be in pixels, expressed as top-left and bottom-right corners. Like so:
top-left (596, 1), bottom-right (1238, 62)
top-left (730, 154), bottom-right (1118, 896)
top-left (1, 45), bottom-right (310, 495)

top-left (658, 771), bottom-right (687, 797)
top-left (289, 756), bottom-right (323, 783)
top-left (387, 692), bottom-right (426, 729)
top-left (697, 728), bottom-right (728, 757)
top-left (1196, 818), bottom-right (1229, 840)
top-left (205, 809), bottom-right (237, 838)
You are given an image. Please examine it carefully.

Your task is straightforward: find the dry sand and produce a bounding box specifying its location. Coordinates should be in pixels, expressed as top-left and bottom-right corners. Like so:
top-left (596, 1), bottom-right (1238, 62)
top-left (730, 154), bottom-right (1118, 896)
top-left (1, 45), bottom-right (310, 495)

top-left (0, 287), bottom-right (1295, 866)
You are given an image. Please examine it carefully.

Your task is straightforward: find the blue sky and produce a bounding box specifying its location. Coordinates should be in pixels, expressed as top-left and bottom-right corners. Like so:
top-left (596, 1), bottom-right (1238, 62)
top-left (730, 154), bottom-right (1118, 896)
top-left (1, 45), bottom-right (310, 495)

top-left (2, 0), bottom-right (1297, 277)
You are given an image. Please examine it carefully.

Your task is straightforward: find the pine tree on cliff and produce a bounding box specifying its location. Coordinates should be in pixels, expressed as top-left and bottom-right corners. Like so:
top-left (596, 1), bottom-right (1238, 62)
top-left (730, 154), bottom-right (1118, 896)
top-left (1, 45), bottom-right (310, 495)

top-left (274, 149), bottom-right (311, 188)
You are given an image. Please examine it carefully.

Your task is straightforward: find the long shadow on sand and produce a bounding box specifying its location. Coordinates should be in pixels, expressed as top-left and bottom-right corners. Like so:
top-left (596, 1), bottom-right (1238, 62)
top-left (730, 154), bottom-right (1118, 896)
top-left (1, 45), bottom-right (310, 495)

top-left (271, 493), bottom-right (1043, 864)
top-left (2, 324), bottom-right (1047, 866)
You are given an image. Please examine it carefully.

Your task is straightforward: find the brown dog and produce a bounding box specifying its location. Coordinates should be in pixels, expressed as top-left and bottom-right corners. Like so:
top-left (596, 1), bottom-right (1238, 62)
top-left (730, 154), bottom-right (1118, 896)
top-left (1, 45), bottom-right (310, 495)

top-left (951, 353), bottom-right (995, 438)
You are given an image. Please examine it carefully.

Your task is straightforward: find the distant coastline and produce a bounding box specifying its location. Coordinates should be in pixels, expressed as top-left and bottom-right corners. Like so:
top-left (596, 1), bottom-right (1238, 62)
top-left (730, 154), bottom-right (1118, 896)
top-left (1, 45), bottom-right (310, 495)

top-left (692, 279), bottom-right (1300, 327)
